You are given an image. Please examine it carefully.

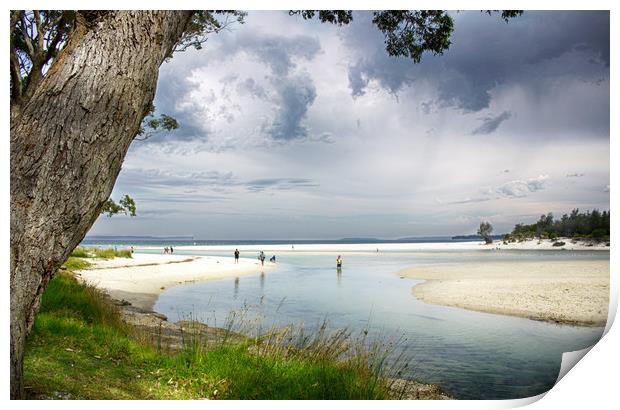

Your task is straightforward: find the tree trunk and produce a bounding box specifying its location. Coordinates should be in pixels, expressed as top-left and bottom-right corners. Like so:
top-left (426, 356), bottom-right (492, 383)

top-left (10, 11), bottom-right (192, 398)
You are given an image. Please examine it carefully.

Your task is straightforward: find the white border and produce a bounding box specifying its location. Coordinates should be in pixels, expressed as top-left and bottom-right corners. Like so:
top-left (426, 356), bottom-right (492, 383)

top-left (3, 1), bottom-right (616, 408)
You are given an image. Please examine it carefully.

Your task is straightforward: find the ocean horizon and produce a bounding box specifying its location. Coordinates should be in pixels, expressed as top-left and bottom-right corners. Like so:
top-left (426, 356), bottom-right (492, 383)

top-left (81, 234), bottom-right (505, 247)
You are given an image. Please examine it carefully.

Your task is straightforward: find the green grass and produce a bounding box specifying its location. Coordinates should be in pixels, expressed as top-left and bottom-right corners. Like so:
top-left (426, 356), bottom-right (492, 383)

top-left (70, 246), bottom-right (133, 259)
top-left (24, 272), bottom-right (397, 399)
top-left (69, 247), bottom-right (91, 258)
top-left (64, 246), bottom-right (132, 272)
top-left (63, 257), bottom-right (92, 271)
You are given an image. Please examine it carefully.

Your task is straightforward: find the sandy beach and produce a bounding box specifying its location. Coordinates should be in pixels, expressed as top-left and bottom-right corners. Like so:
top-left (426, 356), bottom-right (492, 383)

top-left (77, 253), bottom-right (274, 310)
top-left (132, 238), bottom-right (609, 254)
top-left (77, 239), bottom-right (609, 324)
top-left (399, 259), bottom-right (609, 326)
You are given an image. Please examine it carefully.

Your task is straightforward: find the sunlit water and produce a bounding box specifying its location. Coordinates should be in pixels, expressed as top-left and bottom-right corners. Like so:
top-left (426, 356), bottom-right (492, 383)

top-left (150, 249), bottom-right (607, 399)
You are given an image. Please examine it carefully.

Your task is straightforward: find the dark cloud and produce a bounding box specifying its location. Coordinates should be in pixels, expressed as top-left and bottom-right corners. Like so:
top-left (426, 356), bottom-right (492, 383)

top-left (148, 69), bottom-right (207, 143)
top-left (137, 194), bottom-right (231, 204)
top-left (146, 30), bottom-right (322, 147)
top-left (343, 11), bottom-right (609, 113)
top-left (245, 177), bottom-right (319, 192)
top-left (444, 197), bottom-right (492, 205)
top-left (264, 73), bottom-right (317, 140)
top-left (118, 168), bottom-right (235, 189)
top-left (118, 168), bottom-right (318, 196)
top-left (231, 32), bottom-right (321, 76)
top-left (471, 111), bottom-right (512, 135)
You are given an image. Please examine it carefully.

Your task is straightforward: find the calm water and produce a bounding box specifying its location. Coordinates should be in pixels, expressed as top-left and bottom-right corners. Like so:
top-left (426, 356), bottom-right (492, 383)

top-left (151, 249), bottom-right (607, 399)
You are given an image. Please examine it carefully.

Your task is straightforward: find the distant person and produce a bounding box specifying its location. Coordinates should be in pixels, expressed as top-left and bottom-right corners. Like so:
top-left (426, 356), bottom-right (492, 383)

top-left (292, 245), bottom-right (294, 250)
top-left (270, 255), bottom-right (276, 263)
top-left (336, 255), bottom-right (343, 268)
top-left (259, 251), bottom-right (265, 266)
top-left (164, 247), bottom-right (169, 254)
top-left (234, 249), bottom-right (240, 263)
top-left (130, 246), bottom-right (134, 254)
top-left (170, 246), bottom-right (174, 254)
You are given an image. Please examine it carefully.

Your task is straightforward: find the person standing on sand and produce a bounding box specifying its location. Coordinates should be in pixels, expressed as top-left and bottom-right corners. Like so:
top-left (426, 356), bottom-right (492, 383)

top-left (336, 255), bottom-right (343, 268)
top-left (234, 249), bottom-right (240, 263)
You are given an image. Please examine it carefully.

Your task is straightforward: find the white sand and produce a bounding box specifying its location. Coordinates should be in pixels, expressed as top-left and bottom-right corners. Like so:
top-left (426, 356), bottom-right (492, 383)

top-left (400, 260), bottom-right (610, 326)
top-left (132, 238), bottom-right (609, 254)
top-left (77, 253), bottom-right (274, 310)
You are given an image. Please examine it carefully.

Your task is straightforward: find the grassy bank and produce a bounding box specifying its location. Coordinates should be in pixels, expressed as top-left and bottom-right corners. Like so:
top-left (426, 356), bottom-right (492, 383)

top-left (24, 268), bottom-right (402, 399)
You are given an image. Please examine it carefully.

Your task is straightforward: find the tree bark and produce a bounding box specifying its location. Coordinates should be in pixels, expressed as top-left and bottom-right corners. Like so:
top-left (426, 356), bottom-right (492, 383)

top-left (10, 10), bottom-right (193, 398)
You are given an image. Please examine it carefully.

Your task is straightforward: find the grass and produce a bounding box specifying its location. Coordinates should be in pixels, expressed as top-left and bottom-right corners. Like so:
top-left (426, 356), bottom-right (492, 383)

top-left (23, 271), bottom-right (400, 399)
top-left (62, 246), bottom-right (132, 272)
top-left (70, 246), bottom-right (133, 259)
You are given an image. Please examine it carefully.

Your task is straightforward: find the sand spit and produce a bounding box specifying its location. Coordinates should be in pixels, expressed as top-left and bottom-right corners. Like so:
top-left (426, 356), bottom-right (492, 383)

top-left (77, 253), bottom-right (274, 310)
top-left (399, 260), bottom-right (609, 326)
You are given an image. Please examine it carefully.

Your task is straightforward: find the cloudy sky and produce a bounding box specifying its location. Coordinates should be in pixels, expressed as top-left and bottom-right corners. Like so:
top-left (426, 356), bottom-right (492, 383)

top-left (89, 10), bottom-right (610, 239)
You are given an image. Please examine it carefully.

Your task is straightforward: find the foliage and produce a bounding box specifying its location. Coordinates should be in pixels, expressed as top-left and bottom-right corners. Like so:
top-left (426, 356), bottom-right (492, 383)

top-left (505, 209), bottom-right (610, 242)
top-left (134, 105), bottom-right (180, 141)
top-left (292, 10), bottom-right (520, 62)
top-left (372, 11), bottom-right (454, 62)
top-left (477, 221), bottom-right (494, 244)
top-left (24, 273), bottom-right (403, 399)
top-left (101, 195), bottom-right (137, 217)
top-left (289, 10), bottom-right (353, 25)
top-left (175, 11), bottom-right (247, 53)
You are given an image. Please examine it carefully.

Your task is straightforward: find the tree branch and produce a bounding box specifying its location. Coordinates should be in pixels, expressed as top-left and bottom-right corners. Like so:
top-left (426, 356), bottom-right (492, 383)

top-left (43, 12), bottom-right (73, 65)
top-left (18, 13), bottom-right (35, 58)
top-left (10, 45), bottom-right (23, 105)
top-left (33, 11), bottom-right (44, 59)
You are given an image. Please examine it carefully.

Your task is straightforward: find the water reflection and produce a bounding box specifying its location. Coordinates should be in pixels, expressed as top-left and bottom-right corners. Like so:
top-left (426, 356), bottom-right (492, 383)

top-left (336, 266), bottom-right (342, 286)
top-left (233, 277), bottom-right (239, 299)
top-left (260, 271), bottom-right (265, 290)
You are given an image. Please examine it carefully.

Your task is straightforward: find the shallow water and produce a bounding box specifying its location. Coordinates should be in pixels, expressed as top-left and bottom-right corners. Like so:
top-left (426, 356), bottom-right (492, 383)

top-left (153, 249), bottom-right (608, 399)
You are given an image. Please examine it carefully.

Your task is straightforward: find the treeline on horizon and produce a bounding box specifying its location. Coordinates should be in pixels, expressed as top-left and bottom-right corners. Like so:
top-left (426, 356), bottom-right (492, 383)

top-left (504, 209), bottom-right (610, 242)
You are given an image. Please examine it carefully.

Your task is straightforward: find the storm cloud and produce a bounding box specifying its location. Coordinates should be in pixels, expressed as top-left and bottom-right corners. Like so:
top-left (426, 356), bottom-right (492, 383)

top-left (264, 73), bottom-right (317, 140)
top-left (90, 11), bottom-right (609, 239)
top-left (345, 11), bottom-right (608, 104)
